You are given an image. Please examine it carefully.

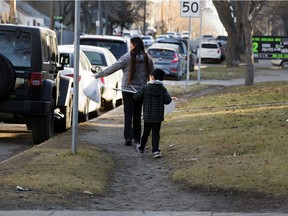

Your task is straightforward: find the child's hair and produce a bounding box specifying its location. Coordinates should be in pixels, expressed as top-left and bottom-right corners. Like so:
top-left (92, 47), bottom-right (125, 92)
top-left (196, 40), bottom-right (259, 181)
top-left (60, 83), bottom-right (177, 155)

top-left (152, 68), bottom-right (165, 81)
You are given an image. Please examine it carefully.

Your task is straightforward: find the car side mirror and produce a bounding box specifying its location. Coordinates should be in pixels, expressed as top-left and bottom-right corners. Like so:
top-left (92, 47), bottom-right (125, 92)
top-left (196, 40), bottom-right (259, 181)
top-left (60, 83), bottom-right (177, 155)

top-left (92, 65), bottom-right (103, 74)
top-left (58, 53), bottom-right (69, 70)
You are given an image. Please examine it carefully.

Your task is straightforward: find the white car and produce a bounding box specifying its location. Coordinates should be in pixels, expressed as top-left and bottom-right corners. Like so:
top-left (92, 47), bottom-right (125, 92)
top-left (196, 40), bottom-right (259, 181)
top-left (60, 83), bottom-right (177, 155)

top-left (271, 59), bottom-right (288, 69)
top-left (80, 35), bottom-right (130, 60)
top-left (58, 45), bottom-right (101, 122)
top-left (197, 41), bottom-right (222, 63)
top-left (77, 45), bottom-right (123, 110)
top-left (141, 35), bottom-right (154, 47)
top-left (156, 34), bottom-right (169, 42)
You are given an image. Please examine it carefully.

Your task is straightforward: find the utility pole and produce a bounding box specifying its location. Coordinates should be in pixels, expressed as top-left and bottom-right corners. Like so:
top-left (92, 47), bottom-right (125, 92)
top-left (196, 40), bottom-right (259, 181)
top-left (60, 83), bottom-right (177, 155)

top-left (9, 0), bottom-right (16, 24)
top-left (143, 0), bottom-right (147, 35)
top-left (50, 1), bottom-right (55, 30)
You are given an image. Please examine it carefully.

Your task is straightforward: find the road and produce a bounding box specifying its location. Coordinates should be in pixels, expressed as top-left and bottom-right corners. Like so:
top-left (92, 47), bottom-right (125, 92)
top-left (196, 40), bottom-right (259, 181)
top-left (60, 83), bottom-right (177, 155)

top-left (0, 123), bottom-right (33, 162)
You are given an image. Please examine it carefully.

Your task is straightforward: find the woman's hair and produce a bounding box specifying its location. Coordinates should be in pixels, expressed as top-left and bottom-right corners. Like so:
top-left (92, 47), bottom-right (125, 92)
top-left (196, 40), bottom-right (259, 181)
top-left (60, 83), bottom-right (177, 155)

top-left (128, 36), bottom-right (150, 84)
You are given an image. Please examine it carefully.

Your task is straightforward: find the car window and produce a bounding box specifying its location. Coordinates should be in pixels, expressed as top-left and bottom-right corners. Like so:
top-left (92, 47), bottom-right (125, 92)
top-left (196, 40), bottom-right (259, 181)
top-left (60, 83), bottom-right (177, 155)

top-left (83, 50), bottom-right (107, 66)
top-left (148, 49), bottom-right (175, 59)
top-left (202, 44), bottom-right (218, 49)
top-left (0, 31), bottom-right (31, 67)
top-left (80, 39), bottom-right (128, 60)
top-left (80, 52), bottom-right (92, 72)
top-left (142, 36), bottom-right (151, 40)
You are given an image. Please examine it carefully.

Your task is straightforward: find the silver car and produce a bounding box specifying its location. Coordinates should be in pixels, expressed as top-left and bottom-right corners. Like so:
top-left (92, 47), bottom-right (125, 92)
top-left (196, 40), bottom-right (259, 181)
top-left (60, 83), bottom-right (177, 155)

top-left (147, 43), bottom-right (185, 81)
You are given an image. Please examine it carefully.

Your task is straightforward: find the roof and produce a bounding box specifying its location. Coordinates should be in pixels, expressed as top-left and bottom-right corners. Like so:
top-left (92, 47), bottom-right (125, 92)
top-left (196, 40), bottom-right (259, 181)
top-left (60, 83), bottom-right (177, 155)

top-left (148, 43), bottom-right (180, 51)
top-left (80, 35), bottom-right (129, 43)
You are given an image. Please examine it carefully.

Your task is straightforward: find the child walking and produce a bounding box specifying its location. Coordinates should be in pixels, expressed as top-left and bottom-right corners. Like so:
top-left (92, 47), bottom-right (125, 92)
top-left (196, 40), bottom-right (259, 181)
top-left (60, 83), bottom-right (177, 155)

top-left (133, 68), bottom-right (172, 158)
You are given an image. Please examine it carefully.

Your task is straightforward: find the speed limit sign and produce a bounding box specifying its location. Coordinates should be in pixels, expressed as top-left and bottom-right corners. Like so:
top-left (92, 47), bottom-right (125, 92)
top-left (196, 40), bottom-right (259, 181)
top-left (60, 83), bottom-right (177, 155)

top-left (180, 0), bottom-right (200, 17)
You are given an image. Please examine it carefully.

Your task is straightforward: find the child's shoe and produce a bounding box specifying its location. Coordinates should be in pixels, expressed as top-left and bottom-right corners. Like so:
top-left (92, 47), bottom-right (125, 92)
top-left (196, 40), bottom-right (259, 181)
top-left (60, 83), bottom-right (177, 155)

top-left (153, 151), bottom-right (162, 158)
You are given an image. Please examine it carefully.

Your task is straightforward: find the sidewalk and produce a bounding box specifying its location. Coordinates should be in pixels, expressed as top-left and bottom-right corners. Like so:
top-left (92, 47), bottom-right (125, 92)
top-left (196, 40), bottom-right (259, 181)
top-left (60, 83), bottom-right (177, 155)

top-left (0, 211), bottom-right (287, 216)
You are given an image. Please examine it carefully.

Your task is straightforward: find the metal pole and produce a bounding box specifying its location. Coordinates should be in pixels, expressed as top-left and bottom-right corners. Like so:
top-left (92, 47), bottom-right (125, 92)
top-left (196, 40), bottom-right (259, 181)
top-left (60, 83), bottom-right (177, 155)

top-left (197, 7), bottom-right (202, 84)
top-left (185, 16), bottom-right (191, 92)
top-left (60, 22), bottom-right (63, 45)
top-left (72, 0), bottom-right (80, 154)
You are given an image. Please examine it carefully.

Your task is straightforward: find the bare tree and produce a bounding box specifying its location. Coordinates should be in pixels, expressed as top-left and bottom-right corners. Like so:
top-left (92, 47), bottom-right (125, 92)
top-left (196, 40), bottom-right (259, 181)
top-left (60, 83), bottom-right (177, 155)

top-left (9, 0), bottom-right (16, 24)
top-left (242, 1), bottom-right (265, 85)
top-left (213, 0), bottom-right (265, 86)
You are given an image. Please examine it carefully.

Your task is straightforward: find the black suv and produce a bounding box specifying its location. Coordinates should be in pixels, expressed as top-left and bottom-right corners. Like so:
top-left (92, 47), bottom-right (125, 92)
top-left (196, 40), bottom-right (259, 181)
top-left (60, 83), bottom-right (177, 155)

top-left (0, 24), bottom-right (73, 144)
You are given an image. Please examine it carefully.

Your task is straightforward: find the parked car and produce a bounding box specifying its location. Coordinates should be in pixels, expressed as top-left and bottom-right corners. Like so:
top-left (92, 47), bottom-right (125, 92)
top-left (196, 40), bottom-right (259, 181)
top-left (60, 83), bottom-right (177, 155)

top-left (166, 31), bottom-right (177, 38)
top-left (197, 41), bottom-right (222, 64)
top-left (217, 41), bottom-right (226, 62)
top-left (216, 35), bottom-right (228, 48)
top-left (158, 38), bottom-right (194, 71)
top-left (182, 31), bottom-right (190, 39)
top-left (58, 45), bottom-right (101, 121)
top-left (156, 34), bottom-right (169, 42)
top-left (147, 43), bottom-right (185, 80)
top-left (76, 45), bottom-right (123, 110)
top-left (271, 59), bottom-right (288, 69)
top-left (201, 34), bottom-right (215, 41)
top-left (0, 24), bottom-right (73, 144)
top-left (80, 35), bottom-right (130, 60)
top-left (141, 35), bottom-right (154, 47)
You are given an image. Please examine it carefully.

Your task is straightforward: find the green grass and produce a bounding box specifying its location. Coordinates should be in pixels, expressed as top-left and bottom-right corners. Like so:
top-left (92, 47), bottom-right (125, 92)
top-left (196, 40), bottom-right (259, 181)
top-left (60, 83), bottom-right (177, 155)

top-left (162, 81), bottom-right (288, 197)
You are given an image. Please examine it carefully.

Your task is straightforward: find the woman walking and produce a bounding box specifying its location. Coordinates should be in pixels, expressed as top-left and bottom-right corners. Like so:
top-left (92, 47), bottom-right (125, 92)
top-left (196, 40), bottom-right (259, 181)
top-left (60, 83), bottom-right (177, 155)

top-left (95, 36), bottom-right (154, 146)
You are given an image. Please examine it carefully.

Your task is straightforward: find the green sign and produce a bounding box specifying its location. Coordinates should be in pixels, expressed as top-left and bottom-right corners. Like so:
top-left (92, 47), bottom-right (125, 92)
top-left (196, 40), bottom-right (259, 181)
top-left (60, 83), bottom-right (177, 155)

top-left (54, 16), bottom-right (63, 20)
top-left (252, 36), bottom-right (288, 59)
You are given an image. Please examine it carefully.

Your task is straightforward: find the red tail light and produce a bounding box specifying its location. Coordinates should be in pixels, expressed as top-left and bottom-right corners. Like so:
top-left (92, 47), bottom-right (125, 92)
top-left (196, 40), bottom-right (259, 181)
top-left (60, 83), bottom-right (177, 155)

top-left (171, 53), bottom-right (178, 63)
top-left (100, 77), bottom-right (105, 84)
top-left (65, 74), bottom-right (82, 82)
top-left (31, 72), bottom-right (43, 86)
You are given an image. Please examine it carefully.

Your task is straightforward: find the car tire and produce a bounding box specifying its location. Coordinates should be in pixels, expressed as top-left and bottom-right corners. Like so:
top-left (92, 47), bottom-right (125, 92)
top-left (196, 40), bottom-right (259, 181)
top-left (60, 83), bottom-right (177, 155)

top-left (30, 98), bottom-right (55, 144)
top-left (0, 54), bottom-right (16, 99)
top-left (54, 94), bottom-right (73, 132)
top-left (281, 60), bottom-right (288, 69)
top-left (79, 98), bottom-right (90, 122)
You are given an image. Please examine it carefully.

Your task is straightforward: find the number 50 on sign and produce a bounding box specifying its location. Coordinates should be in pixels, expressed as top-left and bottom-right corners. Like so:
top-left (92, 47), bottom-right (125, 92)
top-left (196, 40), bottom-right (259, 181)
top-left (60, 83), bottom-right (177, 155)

top-left (180, 0), bottom-right (200, 17)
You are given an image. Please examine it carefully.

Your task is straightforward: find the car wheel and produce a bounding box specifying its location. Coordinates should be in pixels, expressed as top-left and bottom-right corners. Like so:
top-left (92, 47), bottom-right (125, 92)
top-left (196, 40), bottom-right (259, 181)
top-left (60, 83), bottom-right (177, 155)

top-left (281, 60), bottom-right (288, 69)
top-left (79, 98), bottom-right (90, 122)
top-left (0, 54), bottom-right (16, 99)
top-left (104, 97), bottom-right (116, 111)
top-left (104, 90), bottom-right (117, 111)
top-left (30, 98), bottom-right (55, 144)
top-left (54, 94), bottom-right (73, 132)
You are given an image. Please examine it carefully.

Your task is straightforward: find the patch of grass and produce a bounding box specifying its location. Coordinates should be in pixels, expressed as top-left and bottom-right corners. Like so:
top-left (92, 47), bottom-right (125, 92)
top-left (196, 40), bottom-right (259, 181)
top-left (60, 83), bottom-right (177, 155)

top-left (189, 65), bottom-right (245, 80)
top-left (162, 81), bottom-right (288, 197)
top-left (0, 133), bottom-right (114, 201)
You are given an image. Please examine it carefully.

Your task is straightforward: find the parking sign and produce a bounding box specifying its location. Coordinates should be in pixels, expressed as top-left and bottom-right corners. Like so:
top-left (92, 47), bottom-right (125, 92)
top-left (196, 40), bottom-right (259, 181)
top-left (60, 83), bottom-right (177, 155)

top-left (180, 0), bottom-right (200, 17)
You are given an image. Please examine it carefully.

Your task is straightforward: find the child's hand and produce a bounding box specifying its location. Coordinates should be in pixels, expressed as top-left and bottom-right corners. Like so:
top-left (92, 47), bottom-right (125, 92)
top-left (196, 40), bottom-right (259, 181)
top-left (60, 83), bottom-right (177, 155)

top-left (172, 97), bottom-right (178, 101)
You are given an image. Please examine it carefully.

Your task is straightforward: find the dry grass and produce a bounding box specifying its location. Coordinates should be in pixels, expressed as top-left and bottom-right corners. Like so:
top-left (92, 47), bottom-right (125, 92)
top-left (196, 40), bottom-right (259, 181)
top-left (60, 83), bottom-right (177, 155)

top-left (1, 79), bottom-right (288, 201)
top-left (189, 65), bottom-right (246, 80)
top-left (162, 81), bottom-right (288, 197)
top-left (0, 132), bottom-right (115, 201)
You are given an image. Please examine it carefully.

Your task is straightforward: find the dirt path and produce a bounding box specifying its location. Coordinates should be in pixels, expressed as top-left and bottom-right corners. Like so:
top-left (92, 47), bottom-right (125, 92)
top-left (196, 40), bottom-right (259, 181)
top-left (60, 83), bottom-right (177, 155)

top-left (79, 105), bottom-right (288, 213)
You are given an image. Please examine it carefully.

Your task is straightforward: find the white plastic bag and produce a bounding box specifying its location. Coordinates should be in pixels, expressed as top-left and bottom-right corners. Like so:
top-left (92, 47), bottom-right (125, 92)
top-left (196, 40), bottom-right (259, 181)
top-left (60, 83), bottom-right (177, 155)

top-left (83, 78), bottom-right (101, 103)
top-left (164, 99), bottom-right (176, 114)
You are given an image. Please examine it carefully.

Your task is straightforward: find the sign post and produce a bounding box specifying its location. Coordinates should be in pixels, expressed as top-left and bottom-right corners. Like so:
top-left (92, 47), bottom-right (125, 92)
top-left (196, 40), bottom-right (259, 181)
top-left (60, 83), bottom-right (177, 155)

top-left (180, 0), bottom-right (200, 91)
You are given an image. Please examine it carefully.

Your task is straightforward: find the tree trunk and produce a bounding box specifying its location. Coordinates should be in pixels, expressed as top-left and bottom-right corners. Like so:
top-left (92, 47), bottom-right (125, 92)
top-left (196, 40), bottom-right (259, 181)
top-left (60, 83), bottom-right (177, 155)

top-left (9, 0), bottom-right (16, 24)
top-left (50, 1), bottom-right (55, 30)
top-left (242, 2), bottom-right (254, 86)
top-left (212, 0), bottom-right (238, 67)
